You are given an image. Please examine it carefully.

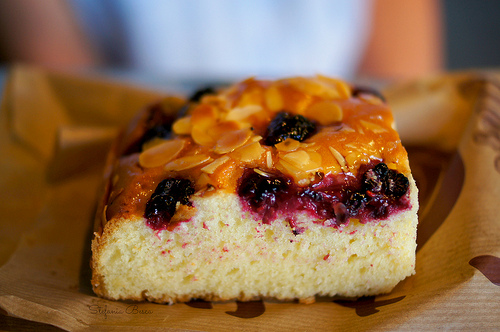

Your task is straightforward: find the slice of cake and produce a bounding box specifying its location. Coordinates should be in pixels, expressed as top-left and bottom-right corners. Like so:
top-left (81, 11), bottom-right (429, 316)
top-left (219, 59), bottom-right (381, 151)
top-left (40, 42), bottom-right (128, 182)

top-left (91, 75), bottom-right (418, 304)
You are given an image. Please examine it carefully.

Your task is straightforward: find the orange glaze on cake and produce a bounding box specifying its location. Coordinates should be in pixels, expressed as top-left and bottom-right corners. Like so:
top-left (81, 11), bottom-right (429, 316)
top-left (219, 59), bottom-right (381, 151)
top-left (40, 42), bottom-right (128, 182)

top-left (105, 76), bottom-right (410, 223)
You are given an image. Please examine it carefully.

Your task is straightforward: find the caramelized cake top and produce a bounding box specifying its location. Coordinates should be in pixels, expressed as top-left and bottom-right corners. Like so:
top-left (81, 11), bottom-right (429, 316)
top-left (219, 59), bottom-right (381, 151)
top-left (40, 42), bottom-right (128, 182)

top-left (104, 76), bottom-right (412, 228)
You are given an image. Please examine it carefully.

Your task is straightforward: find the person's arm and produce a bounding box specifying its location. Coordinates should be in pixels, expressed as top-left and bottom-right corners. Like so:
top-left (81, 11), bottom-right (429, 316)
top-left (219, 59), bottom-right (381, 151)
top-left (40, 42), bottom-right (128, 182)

top-left (358, 0), bottom-right (444, 81)
top-left (0, 0), bottom-right (100, 68)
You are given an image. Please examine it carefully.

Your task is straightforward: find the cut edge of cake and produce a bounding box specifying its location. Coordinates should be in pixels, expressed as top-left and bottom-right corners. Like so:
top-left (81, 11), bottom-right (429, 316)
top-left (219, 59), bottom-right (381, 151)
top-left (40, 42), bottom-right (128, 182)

top-left (91, 176), bottom-right (418, 304)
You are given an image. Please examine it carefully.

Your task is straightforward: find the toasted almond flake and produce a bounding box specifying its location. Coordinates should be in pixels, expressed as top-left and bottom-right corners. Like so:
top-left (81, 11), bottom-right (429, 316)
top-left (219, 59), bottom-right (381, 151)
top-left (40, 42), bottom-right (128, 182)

top-left (316, 75), bottom-right (351, 99)
top-left (231, 141), bottom-right (265, 162)
top-left (281, 150), bottom-right (310, 168)
top-left (196, 172), bottom-right (214, 189)
top-left (276, 158), bottom-right (302, 177)
top-left (276, 157), bottom-right (319, 186)
top-left (172, 116), bottom-right (192, 135)
top-left (305, 101), bottom-right (343, 125)
top-left (266, 151), bottom-right (273, 168)
top-left (201, 155), bottom-right (230, 174)
top-left (345, 152), bottom-right (359, 167)
top-left (191, 104), bottom-right (218, 128)
top-left (165, 154), bottom-right (212, 171)
top-left (254, 168), bottom-right (273, 177)
top-left (335, 81), bottom-right (352, 99)
top-left (250, 135), bottom-right (263, 143)
top-left (340, 124), bottom-right (356, 133)
top-left (191, 126), bottom-right (216, 146)
top-left (279, 150), bottom-right (322, 174)
top-left (237, 89), bottom-right (262, 107)
top-left (289, 77), bottom-right (325, 96)
top-left (214, 128), bottom-right (252, 154)
top-left (264, 85), bottom-right (284, 111)
top-left (225, 105), bottom-right (262, 121)
top-left (275, 138), bottom-right (301, 152)
top-left (328, 146), bottom-right (346, 169)
top-left (208, 121), bottom-right (241, 138)
top-left (359, 120), bottom-right (387, 133)
top-left (139, 139), bottom-right (186, 168)
top-left (359, 94), bottom-right (384, 105)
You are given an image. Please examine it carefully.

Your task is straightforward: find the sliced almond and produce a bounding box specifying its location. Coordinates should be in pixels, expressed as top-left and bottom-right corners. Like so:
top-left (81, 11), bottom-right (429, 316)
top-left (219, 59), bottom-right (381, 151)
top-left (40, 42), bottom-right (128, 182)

top-left (190, 105), bottom-right (219, 146)
top-left (208, 121), bottom-right (241, 138)
top-left (192, 126), bottom-right (216, 146)
top-left (275, 138), bottom-right (301, 152)
top-left (225, 105), bottom-right (262, 121)
top-left (201, 155), bottom-right (230, 174)
top-left (279, 150), bottom-right (322, 174)
top-left (316, 75), bottom-right (351, 99)
top-left (305, 101), bottom-right (343, 125)
top-left (345, 152), bottom-right (359, 167)
top-left (214, 128), bottom-right (252, 154)
top-left (250, 135), bottom-right (263, 143)
top-left (264, 85), bottom-right (284, 111)
top-left (359, 94), bottom-right (384, 105)
top-left (289, 77), bottom-right (324, 96)
top-left (306, 151), bottom-right (322, 171)
top-left (139, 139), bottom-right (186, 168)
top-left (328, 146), bottom-right (347, 170)
top-left (254, 168), bottom-right (273, 177)
top-left (231, 141), bottom-right (265, 162)
top-left (172, 116), bottom-right (192, 135)
top-left (165, 154), bottom-right (212, 171)
top-left (266, 150), bottom-right (273, 168)
top-left (281, 150), bottom-right (310, 168)
top-left (340, 124), bottom-right (356, 133)
top-left (237, 89), bottom-right (262, 107)
top-left (359, 120), bottom-right (387, 133)
top-left (196, 172), bottom-right (214, 190)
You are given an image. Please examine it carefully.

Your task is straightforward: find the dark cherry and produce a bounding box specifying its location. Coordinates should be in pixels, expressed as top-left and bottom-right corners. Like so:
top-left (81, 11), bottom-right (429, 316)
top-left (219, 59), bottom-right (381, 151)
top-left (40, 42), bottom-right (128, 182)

top-left (348, 192), bottom-right (368, 212)
top-left (145, 178), bottom-right (194, 230)
top-left (384, 170), bottom-right (409, 199)
top-left (263, 112), bottom-right (316, 146)
top-left (236, 163), bottom-right (411, 230)
top-left (238, 171), bottom-right (290, 208)
top-left (362, 163), bottom-right (387, 193)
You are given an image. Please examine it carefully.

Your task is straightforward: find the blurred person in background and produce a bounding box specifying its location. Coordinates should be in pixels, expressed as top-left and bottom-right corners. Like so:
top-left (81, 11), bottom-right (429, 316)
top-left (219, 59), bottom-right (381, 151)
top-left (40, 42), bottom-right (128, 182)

top-left (0, 0), bottom-right (443, 83)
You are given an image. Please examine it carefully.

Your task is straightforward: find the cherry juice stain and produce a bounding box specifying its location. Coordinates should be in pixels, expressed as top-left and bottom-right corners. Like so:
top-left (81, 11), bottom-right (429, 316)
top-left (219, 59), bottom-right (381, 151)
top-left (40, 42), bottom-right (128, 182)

top-left (334, 295), bottom-right (406, 317)
top-left (469, 255), bottom-right (500, 286)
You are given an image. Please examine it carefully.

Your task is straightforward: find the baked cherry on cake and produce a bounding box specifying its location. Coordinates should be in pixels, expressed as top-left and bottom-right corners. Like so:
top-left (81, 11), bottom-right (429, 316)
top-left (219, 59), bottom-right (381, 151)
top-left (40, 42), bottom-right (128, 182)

top-left (91, 75), bottom-right (419, 304)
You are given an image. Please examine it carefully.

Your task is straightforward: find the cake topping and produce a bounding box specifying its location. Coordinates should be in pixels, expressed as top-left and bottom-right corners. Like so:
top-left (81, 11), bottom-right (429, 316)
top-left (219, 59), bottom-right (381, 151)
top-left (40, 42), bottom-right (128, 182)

top-left (110, 76), bottom-right (413, 231)
top-left (263, 112), bottom-right (317, 146)
top-left (362, 162), bottom-right (409, 199)
top-left (145, 178), bottom-right (195, 230)
top-left (237, 163), bottom-right (410, 226)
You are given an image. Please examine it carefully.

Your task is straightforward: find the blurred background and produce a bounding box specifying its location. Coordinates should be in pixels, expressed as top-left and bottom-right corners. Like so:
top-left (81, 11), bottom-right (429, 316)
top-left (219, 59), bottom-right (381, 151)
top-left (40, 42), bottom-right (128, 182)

top-left (0, 0), bottom-right (498, 88)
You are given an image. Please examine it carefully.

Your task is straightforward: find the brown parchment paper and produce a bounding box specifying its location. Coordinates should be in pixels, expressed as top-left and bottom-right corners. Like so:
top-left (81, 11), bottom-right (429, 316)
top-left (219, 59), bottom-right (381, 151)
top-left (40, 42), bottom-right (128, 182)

top-left (0, 65), bottom-right (499, 331)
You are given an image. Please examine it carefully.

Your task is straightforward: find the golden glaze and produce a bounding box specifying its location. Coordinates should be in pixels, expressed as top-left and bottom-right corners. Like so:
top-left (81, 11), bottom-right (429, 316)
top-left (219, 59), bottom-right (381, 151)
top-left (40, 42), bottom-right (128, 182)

top-left (105, 76), bottom-right (410, 222)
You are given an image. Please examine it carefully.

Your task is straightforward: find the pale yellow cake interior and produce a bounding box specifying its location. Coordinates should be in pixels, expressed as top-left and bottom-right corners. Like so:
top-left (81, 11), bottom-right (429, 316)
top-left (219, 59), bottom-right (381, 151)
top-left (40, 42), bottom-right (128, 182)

top-left (92, 177), bottom-right (418, 304)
